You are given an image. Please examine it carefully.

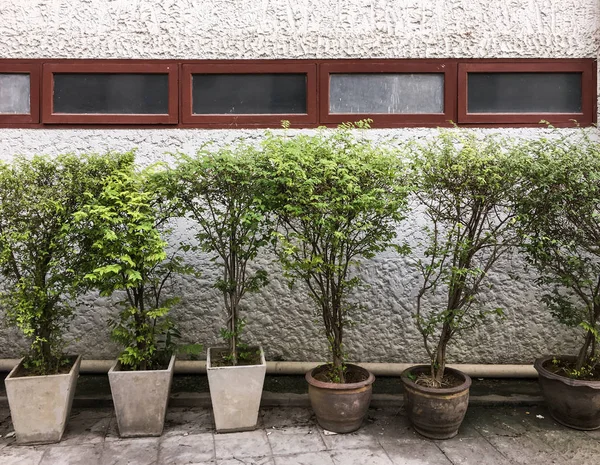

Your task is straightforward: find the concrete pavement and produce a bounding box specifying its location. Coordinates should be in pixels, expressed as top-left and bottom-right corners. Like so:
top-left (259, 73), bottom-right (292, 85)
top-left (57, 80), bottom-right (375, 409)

top-left (1, 404), bottom-right (599, 464)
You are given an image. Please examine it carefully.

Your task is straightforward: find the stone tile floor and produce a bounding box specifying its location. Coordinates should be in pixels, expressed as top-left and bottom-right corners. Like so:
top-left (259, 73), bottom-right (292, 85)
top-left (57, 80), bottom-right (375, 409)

top-left (0, 404), bottom-right (599, 464)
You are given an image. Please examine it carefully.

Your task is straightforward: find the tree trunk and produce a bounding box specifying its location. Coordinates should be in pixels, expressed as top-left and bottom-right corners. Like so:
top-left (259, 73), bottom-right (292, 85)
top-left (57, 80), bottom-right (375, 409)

top-left (38, 302), bottom-right (54, 374)
top-left (432, 322), bottom-right (451, 387)
top-left (576, 330), bottom-right (594, 371)
top-left (134, 287), bottom-right (148, 371)
top-left (331, 324), bottom-right (345, 383)
top-left (229, 293), bottom-right (238, 366)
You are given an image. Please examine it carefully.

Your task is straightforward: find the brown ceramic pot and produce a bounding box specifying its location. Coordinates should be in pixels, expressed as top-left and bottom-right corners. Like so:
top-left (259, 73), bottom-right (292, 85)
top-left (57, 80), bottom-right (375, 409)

top-left (306, 364), bottom-right (375, 433)
top-left (534, 355), bottom-right (600, 430)
top-left (401, 365), bottom-right (471, 440)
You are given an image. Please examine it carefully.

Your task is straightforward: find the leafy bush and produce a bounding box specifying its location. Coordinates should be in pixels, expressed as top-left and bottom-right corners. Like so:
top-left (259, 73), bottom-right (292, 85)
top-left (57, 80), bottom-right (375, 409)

top-left (515, 130), bottom-right (600, 377)
top-left (410, 131), bottom-right (520, 387)
top-left (0, 152), bottom-right (134, 375)
top-left (77, 166), bottom-right (197, 371)
top-left (260, 122), bottom-right (410, 382)
top-left (165, 144), bottom-right (272, 366)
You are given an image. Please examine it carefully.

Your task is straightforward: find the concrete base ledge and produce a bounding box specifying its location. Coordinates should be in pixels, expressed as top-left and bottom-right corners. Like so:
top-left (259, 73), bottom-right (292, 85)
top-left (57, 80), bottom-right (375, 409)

top-left (0, 359), bottom-right (538, 378)
top-left (0, 391), bottom-right (544, 410)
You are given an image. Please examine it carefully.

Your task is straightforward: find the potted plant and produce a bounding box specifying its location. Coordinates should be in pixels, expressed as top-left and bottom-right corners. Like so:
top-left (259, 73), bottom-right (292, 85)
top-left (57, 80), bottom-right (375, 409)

top-left (260, 121), bottom-right (410, 433)
top-left (0, 152), bottom-right (132, 444)
top-left (403, 131), bottom-right (520, 439)
top-left (515, 131), bottom-right (600, 430)
top-left (167, 143), bottom-right (272, 432)
top-left (78, 166), bottom-right (198, 437)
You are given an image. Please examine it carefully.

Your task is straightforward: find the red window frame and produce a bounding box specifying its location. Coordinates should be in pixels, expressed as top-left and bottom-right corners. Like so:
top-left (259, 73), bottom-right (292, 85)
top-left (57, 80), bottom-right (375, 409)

top-left (0, 58), bottom-right (594, 128)
top-left (42, 62), bottom-right (179, 124)
top-left (458, 60), bottom-right (596, 126)
top-left (0, 63), bottom-right (40, 124)
top-left (181, 63), bottom-right (317, 126)
top-left (319, 61), bottom-right (458, 127)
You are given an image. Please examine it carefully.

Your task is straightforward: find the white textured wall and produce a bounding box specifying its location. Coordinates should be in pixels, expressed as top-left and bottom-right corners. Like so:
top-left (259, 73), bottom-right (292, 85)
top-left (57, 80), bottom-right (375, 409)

top-left (0, 0), bottom-right (598, 59)
top-left (0, 0), bottom-right (598, 364)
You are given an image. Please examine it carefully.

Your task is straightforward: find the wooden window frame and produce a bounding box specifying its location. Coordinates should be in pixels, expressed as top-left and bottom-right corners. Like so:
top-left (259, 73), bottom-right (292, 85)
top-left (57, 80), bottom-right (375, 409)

top-left (181, 63), bottom-right (317, 126)
top-left (458, 60), bottom-right (596, 125)
top-left (319, 61), bottom-right (458, 127)
top-left (0, 58), bottom-right (594, 128)
top-left (0, 63), bottom-right (40, 124)
top-left (42, 62), bottom-right (178, 124)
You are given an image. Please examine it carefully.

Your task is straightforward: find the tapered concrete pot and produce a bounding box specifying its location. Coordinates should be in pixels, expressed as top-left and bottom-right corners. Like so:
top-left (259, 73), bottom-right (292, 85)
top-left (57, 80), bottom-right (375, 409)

top-left (108, 355), bottom-right (175, 437)
top-left (5, 355), bottom-right (81, 445)
top-left (207, 346), bottom-right (266, 433)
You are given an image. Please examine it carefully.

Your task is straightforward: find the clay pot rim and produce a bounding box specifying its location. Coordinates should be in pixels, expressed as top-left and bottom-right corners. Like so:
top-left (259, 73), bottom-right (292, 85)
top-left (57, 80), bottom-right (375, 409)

top-left (534, 355), bottom-right (600, 390)
top-left (305, 363), bottom-right (375, 390)
top-left (400, 365), bottom-right (472, 395)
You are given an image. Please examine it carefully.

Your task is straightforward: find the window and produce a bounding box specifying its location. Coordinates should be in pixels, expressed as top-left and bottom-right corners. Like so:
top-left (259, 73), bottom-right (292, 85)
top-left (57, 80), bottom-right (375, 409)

top-left (181, 63), bottom-right (317, 126)
top-left (42, 63), bottom-right (178, 124)
top-left (0, 63), bottom-right (40, 124)
top-left (458, 61), bottom-right (595, 125)
top-left (320, 62), bottom-right (457, 126)
top-left (0, 59), bottom-right (594, 128)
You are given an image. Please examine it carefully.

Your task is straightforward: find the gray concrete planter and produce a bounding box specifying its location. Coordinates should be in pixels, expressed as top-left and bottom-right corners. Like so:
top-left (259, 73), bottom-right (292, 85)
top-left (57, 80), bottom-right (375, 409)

top-left (207, 346), bottom-right (266, 433)
top-left (5, 355), bottom-right (81, 445)
top-left (108, 355), bottom-right (175, 437)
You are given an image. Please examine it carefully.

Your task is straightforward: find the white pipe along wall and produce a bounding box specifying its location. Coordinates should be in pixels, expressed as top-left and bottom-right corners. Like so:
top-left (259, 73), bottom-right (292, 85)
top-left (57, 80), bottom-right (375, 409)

top-left (0, 359), bottom-right (538, 378)
top-left (0, 1), bottom-right (598, 367)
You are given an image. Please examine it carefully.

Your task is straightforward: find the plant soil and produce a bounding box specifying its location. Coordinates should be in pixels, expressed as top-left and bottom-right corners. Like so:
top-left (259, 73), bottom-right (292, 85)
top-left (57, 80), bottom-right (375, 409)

top-left (544, 358), bottom-right (600, 381)
top-left (313, 365), bottom-right (369, 384)
top-left (210, 348), bottom-right (262, 367)
top-left (415, 372), bottom-right (464, 389)
top-left (13, 356), bottom-right (77, 378)
top-left (118, 361), bottom-right (170, 372)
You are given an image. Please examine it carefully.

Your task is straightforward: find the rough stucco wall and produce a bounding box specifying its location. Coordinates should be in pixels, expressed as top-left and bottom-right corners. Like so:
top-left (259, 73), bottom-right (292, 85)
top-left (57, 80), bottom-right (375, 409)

top-left (0, 128), bottom-right (586, 365)
top-left (0, 0), bottom-right (597, 59)
top-left (0, 0), bottom-right (598, 364)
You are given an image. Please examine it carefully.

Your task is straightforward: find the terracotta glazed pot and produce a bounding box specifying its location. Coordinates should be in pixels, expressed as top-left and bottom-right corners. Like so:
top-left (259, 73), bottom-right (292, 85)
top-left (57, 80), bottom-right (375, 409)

top-left (534, 355), bottom-right (600, 430)
top-left (306, 363), bottom-right (375, 433)
top-left (401, 365), bottom-right (471, 440)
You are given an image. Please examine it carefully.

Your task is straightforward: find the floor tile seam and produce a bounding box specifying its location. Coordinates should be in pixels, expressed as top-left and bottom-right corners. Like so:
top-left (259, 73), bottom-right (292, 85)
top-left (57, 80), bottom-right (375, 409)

top-left (35, 446), bottom-right (48, 465)
top-left (584, 431), bottom-right (600, 445)
top-left (486, 432), bottom-right (566, 465)
top-left (266, 443), bottom-right (335, 457)
top-left (312, 423), bottom-right (330, 452)
top-left (432, 439), bottom-right (457, 465)
top-left (472, 424), bottom-right (520, 464)
top-left (523, 428), bottom-right (587, 464)
top-left (102, 413), bottom-right (115, 442)
top-left (211, 429), bottom-right (217, 463)
top-left (376, 438), bottom-right (400, 465)
top-left (263, 426), bottom-right (277, 458)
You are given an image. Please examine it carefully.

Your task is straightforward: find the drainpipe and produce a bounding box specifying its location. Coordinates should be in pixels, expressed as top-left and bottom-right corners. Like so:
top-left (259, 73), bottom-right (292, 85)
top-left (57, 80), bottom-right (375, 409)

top-left (0, 359), bottom-right (537, 378)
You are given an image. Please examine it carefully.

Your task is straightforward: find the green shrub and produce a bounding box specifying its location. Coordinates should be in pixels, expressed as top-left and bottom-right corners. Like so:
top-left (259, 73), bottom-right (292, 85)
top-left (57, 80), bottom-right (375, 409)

top-left (410, 130), bottom-right (521, 387)
top-left (0, 152), bottom-right (134, 375)
top-left (164, 143), bottom-right (272, 366)
top-left (260, 122), bottom-right (410, 383)
top-left (76, 165), bottom-right (198, 371)
top-left (515, 130), bottom-right (600, 377)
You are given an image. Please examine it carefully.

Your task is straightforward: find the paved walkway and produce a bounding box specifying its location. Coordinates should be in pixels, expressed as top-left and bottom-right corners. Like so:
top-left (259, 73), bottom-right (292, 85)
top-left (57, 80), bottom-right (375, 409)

top-left (0, 404), bottom-right (599, 465)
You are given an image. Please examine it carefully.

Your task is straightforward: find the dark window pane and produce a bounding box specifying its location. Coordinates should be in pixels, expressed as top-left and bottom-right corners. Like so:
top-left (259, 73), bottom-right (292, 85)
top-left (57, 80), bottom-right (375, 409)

top-left (0, 74), bottom-right (30, 114)
top-left (53, 74), bottom-right (169, 114)
top-left (192, 74), bottom-right (307, 114)
top-left (330, 74), bottom-right (444, 114)
top-left (468, 73), bottom-right (582, 113)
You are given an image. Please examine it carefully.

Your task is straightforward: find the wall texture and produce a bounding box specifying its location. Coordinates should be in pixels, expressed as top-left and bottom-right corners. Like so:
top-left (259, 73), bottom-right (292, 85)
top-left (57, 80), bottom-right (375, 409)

top-left (0, 0), bottom-right (598, 364)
